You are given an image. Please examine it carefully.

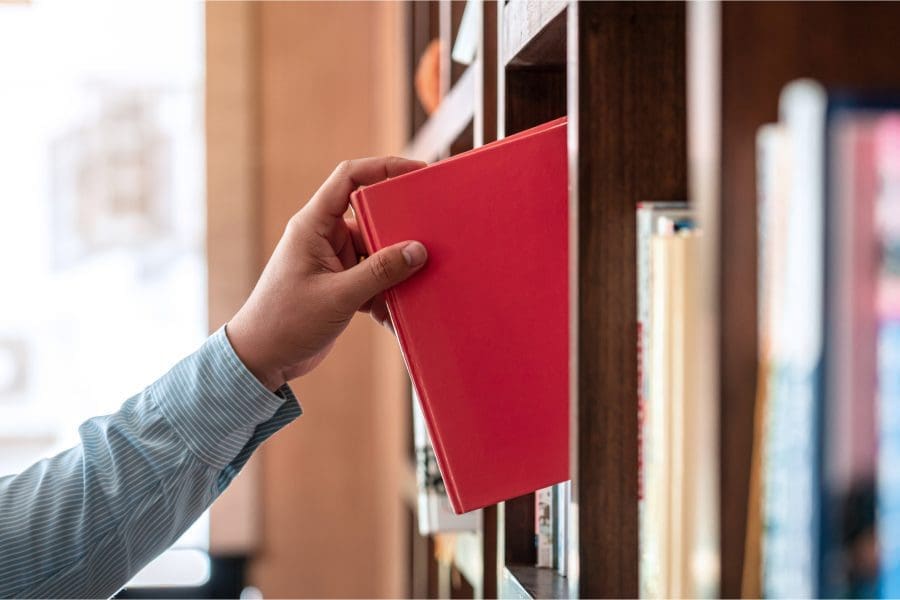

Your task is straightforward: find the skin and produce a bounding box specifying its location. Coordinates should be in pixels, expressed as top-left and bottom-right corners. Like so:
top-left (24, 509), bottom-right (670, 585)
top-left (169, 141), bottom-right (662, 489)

top-left (227, 156), bottom-right (429, 392)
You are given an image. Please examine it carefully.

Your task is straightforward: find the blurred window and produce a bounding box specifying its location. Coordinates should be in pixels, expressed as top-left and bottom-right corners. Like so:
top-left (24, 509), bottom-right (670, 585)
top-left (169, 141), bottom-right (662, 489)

top-left (0, 0), bottom-right (208, 588)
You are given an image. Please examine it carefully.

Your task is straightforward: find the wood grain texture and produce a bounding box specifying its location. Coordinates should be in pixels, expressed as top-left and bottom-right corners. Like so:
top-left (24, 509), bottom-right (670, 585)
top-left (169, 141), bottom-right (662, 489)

top-left (573, 3), bottom-right (686, 597)
top-left (478, 7), bottom-right (499, 598)
top-left (718, 3), bottom-right (900, 595)
top-left (482, 505), bottom-right (498, 599)
top-left (503, 493), bottom-right (537, 566)
top-left (501, 0), bottom-right (567, 66)
top-left (504, 67), bottom-right (567, 136)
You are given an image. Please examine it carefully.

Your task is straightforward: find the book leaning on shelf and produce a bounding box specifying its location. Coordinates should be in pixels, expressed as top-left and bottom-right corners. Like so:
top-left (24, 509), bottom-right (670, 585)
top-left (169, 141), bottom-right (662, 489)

top-left (755, 78), bottom-right (900, 599)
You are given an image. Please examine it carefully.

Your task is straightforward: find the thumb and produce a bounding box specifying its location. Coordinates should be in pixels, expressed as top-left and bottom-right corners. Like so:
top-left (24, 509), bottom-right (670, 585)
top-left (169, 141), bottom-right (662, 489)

top-left (338, 241), bottom-right (428, 308)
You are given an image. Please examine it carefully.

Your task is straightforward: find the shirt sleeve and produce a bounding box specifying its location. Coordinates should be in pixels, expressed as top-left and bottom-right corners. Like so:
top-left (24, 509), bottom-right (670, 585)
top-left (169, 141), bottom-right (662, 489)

top-left (0, 327), bottom-right (301, 599)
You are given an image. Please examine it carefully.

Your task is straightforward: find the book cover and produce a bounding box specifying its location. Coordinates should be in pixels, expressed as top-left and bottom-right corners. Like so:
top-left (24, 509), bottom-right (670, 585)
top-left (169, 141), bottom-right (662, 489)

top-left (351, 118), bottom-right (569, 513)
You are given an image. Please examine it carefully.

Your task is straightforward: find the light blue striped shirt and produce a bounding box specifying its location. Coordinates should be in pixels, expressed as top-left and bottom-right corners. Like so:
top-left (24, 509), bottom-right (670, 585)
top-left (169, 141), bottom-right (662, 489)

top-left (0, 327), bottom-right (301, 599)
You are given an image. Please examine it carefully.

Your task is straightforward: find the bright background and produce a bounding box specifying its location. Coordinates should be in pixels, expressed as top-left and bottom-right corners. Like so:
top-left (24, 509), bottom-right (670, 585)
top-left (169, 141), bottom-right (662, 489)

top-left (0, 0), bottom-right (209, 587)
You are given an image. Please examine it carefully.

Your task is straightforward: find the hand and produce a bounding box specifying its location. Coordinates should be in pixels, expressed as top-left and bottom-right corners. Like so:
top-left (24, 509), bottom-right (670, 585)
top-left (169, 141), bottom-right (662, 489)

top-left (226, 157), bottom-right (428, 391)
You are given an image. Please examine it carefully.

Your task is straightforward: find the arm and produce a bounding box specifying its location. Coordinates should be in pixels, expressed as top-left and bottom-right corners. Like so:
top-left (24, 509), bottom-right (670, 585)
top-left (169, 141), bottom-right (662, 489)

top-left (0, 157), bottom-right (428, 599)
top-left (0, 328), bottom-right (300, 599)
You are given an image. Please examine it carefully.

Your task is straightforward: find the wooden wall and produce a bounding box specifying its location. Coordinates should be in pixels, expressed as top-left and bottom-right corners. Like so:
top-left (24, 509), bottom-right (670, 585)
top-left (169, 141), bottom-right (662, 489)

top-left (206, 2), bottom-right (411, 597)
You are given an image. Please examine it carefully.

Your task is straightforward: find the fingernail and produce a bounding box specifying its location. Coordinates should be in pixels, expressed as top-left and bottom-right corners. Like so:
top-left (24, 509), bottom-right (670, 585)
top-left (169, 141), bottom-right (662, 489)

top-left (401, 241), bottom-right (427, 267)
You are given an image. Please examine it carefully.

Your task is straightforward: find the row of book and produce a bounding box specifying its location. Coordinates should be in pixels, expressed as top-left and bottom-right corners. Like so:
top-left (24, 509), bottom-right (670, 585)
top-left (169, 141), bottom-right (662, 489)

top-left (755, 79), bottom-right (900, 598)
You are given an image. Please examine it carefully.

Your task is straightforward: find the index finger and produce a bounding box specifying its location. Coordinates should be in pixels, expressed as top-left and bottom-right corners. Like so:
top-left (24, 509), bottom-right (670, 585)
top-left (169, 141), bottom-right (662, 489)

top-left (310, 156), bottom-right (427, 218)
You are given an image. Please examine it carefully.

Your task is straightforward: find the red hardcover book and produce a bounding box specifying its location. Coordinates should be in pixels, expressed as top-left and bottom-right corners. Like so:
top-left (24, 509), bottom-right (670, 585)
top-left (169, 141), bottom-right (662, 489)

top-left (350, 118), bottom-right (569, 513)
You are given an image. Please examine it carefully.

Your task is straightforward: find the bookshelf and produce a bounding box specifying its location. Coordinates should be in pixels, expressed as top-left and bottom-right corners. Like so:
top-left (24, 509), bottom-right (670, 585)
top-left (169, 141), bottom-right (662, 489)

top-left (402, 2), bottom-right (686, 598)
top-left (708, 4), bottom-right (900, 596)
top-left (401, 1), bottom-right (900, 599)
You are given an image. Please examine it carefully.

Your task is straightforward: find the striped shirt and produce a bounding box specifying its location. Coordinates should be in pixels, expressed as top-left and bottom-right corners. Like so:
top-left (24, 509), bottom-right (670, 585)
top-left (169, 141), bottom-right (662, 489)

top-left (0, 327), bottom-right (301, 599)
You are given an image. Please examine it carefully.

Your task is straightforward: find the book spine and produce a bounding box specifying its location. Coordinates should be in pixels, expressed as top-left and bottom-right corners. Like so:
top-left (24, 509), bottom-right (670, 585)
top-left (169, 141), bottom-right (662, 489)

top-left (877, 117), bottom-right (900, 597)
top-left (535, 486), bottom-right (554, 567)
top-left (761, 80), bottom-right (827, 599)
top-left (555, 481), bottom-right (569, 575)
top-left (636, 206), bottom-right (652, 596)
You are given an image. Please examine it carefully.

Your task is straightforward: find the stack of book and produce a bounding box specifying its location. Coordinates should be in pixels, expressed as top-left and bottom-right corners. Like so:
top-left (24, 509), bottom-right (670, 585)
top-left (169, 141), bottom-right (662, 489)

top-left (755, 79), bottom-right (900, 598)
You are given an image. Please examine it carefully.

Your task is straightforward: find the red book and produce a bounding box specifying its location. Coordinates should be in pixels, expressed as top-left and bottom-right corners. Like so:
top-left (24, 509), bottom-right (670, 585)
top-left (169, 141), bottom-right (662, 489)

top-left (350, 118), bottom-right (569, 513)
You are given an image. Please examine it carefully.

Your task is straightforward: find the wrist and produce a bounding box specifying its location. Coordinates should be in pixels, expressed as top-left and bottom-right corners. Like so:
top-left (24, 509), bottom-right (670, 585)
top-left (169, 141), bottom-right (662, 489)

top-left (225, 317), bottom-right (284, 393)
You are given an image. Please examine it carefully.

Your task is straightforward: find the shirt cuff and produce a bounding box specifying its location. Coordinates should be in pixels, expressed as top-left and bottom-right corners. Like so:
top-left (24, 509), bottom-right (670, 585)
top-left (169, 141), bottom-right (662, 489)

top-left (150, 326), bottom-right (301, 470)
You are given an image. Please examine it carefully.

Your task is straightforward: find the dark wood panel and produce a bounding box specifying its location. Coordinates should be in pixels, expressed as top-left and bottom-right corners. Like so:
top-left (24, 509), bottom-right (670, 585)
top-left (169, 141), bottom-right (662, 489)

top-left (719, 3), bottom-right (900, 595)
top-left (504, 493), bottom-right (537, 566)
top-left (408, 507), bottom-right (430, 599)
top-left (449, 0), bottom-right (468, 87)
top-left (477, 0), bottom-right (498, 148)
top-left (482, 505), bottom-right (498, 599)
top-left (504, 66), bottom-right (567, 135)
top-left (574, 3), bottom-right (686, 597)
top-left (478, 7), bottom-right (499, 598)
top-left (408, 1), bottom-right (441, 133)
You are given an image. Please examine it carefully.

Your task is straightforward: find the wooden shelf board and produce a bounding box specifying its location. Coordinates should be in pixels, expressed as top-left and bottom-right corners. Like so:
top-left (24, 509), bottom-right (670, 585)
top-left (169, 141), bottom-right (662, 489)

top-left (501, 565), bottom-right (567, 600)
top-left (403, 64), bottom-right (475, 163)
top-left (502, 0), bottom-right (567, 67)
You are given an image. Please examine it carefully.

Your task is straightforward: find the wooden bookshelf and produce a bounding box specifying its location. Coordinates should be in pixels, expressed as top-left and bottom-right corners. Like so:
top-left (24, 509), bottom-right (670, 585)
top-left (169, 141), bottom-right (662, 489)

top-left (707, 3), bottom-right (900, 596)
top-left (401, 1), bottom-right (900, 598)
top-left (402, 1), bottom-right (686, 598)
top-left (501, 0), bottom-right (566, 66)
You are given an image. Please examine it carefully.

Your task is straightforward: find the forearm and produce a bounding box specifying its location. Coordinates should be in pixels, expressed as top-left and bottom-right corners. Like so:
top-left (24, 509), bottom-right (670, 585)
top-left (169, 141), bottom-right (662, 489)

top-left (0, 328), bottom-right (300, 599)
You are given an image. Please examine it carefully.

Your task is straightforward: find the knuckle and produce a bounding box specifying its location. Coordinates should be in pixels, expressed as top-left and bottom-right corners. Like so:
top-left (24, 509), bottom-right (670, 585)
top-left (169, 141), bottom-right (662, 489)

top-left (336, 159), bottom-right (353, 176)
top-left (285, 212), bottom-right (303, 233)
top-left (368, 253), bottom-right (394, 283)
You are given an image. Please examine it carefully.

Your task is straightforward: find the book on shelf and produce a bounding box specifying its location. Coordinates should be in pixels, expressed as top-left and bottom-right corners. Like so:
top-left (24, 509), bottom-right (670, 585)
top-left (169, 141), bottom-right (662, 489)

top-left (534, 481), bottom-right (570, 573)
top-left (351, 117), bottom-right (569, 514)
top-left (554, 480), bottom-right (570, 575)
top-left (412, 390), bottom-right (481, 535)
top-left (535, 486), bottom-right (554, 568)
top-left (636, 202), bottom-right (690, 599)
top-left (636, 203), bottom-right (706, 599)
top-left (755, 79), bottom-right (900, 599)
top-left (874, 116), bottom-right (900, 599)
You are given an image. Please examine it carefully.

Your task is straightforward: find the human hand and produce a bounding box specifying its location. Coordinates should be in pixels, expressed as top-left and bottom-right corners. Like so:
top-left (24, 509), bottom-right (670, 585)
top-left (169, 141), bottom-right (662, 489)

top-left (226, 157), bottom-right (428, 391)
